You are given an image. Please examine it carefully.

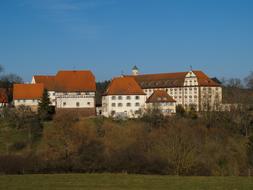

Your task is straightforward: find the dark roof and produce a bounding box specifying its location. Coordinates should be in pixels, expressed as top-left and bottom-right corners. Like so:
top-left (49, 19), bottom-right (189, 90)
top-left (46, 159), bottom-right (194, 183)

top-left (146, 90), bottom-right (176, 103)
top-left (132, 65), bottom-right (138, 70)
top-left (130, 70), bottom-right (220, 88)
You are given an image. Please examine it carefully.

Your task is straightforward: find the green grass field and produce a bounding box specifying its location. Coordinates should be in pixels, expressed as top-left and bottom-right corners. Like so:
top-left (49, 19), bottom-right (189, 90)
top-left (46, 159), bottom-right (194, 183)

top-left (0, 174), bottom-right (253, 190)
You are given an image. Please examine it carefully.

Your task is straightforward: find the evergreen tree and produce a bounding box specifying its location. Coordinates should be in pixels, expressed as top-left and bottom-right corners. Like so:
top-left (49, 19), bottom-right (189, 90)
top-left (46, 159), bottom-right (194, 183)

top-left (38, 89), bottom-right (54, 121)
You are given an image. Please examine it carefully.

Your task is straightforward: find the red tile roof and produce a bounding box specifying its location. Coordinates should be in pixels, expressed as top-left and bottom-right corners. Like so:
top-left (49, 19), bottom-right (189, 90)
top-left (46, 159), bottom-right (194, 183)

top-left (55, 70), bottom-right (96, 92)
top-left (33, 70), bottom-right (96, 92)
top-left (193, 71), bottom-right (220, 86)
top-left (105, 76), bottom-right (145, 95)
top-left (0, 88), bottom-right (8, 103)
top-left (33, 75), bottom-right (55, 91)
top-left (130, 70), bottom-right (220, 88)
top-left (13, 84), bottom-right (44, 100)
top-left (146, 90), bottom-right (176, 103)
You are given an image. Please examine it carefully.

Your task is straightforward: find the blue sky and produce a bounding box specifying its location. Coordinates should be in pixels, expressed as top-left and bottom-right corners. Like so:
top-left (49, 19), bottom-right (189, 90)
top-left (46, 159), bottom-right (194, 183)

top-left (0, 0), bottom-right (252, 82)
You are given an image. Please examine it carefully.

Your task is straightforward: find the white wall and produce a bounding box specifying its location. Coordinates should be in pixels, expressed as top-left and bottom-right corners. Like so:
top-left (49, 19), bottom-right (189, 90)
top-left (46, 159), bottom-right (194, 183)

top-left (102, 95), bottom-right (146, 118)
top-left (146, 102), bottom-right (176, 115)
top-left (14, 99), bottom-right (39, 107)
top-left (14, 99), bottom-right (39, 111)
top-left (200, 86), bottom-right (222, 111)
top-left (56, 92), bottom-right (95, 108)
top-left (48, 91), bottom-right (56, 106)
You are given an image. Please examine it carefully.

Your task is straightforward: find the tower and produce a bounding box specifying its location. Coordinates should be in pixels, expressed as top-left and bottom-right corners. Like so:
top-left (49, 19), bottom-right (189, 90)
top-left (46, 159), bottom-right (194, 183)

top-left (132, 65), bottom-right (139, 76)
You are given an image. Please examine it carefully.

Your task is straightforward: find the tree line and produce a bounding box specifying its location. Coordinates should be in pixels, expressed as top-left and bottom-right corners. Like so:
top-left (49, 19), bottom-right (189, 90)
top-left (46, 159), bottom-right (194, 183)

top-left (0, 103), bottom-right (252, 176)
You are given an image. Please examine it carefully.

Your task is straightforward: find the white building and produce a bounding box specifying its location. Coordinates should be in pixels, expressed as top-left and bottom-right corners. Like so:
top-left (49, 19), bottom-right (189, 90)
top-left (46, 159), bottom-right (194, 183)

top-left (102, 76), bottom-right (146, 118)
top-left (146, 90), bottom-right (176, 115)
top-left (14, 70), bottom-right (96, 115)
top-left (13, 83), bottom-right (44, 111)
top-left (32, 70), bottom-right (96, 110)
top-left (130, 67), bottom-right (222, 111)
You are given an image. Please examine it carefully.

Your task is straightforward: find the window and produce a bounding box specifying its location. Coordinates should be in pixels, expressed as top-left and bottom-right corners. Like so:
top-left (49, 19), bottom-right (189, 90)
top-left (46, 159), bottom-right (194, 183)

top-left (77, 92), bottom-right (81, 95)
top-left (126, 103), bottom-right (131, 107)
top-left (63, 102), bottom-right (66, 106)
top-left (126, 96), bottom-right (131, 100)
top-left (118, 103), bottom-right (123, 107)
top-left (87, 102), bottom-right (90, 105)
top-left (76, 102), bottom-right (80, 107)
top-left (33, 100), bottom-right (36, 102)
top-left (112, 103), bottom-right (116, 107)
top-left (118, 96), bottom-right (122, 100)
top-left (17, 100), bottom-right (20, 102)
top-left (23, 100), bottom-right (26, 103)
top-left (135, 103), bottom-right (140, 107)
top-left (112, 96), bottom-right (116, 100)
top-left (135, 96), bottom-right (140, 100)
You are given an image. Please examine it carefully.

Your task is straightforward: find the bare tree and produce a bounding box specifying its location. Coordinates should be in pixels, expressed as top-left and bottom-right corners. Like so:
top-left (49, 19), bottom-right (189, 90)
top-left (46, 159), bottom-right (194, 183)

top-left (245, 71), bottom-right (253, 90)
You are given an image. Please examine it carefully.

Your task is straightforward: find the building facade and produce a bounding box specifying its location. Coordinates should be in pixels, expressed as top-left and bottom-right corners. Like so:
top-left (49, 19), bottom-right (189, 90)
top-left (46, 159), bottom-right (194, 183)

top-left (102, 77), bottom-right (146, 118)
top-left (32, 70), bottom-right (96, 110)
top-left (130, 67), bottom-right (222, 111)
top-left (146, 90), bottom-right (176, 115)
top-left (13, 83), bottom-right (44, 111)
top-left (14, 70), bottom-right (96, 114)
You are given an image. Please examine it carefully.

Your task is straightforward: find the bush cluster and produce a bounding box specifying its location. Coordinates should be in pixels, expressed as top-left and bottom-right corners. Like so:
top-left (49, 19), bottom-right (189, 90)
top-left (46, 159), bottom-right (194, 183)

top-left (0, 107), bottom-right (252, 176)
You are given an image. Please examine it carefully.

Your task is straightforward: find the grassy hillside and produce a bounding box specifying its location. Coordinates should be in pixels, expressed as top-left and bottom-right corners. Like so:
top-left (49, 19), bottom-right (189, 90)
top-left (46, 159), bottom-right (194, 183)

top-left (0, 174), bottom-right (253, 190)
